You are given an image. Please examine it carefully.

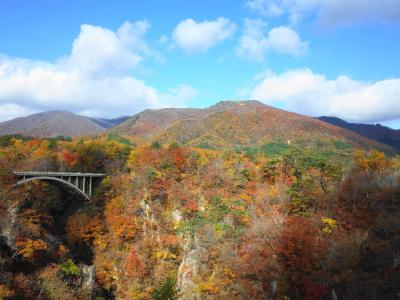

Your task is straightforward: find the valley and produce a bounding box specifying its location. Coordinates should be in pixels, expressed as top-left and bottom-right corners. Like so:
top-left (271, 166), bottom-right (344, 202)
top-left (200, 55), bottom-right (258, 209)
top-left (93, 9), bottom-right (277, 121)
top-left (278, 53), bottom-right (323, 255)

top-left (0, 101), bottom-right (399, 299)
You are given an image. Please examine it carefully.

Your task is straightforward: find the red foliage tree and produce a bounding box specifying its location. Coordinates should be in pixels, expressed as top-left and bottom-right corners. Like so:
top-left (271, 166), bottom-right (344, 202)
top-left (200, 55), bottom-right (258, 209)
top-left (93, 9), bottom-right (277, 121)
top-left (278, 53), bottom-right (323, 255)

top-left (126, 248), bottom-right (146, 278)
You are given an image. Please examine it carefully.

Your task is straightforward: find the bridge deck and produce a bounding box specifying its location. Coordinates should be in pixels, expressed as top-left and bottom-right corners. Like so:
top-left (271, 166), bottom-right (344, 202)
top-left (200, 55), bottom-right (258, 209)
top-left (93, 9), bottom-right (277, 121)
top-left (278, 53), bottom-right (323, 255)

top-left (14, 171), bottom-right (106, 177)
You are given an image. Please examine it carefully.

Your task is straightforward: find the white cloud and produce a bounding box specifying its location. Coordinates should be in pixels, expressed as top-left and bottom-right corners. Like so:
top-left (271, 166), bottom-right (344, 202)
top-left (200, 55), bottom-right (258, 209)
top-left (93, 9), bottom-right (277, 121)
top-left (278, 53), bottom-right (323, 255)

top-left (251, 68), bottom-right (400, 123)
top-left (237, 19), bottom-right (308, 61)
top-left (172, 17), bottom-right (237, 53)
top-left (246, 0), bottom-right (400, 26)
top-left (0, 21), bottom-right (197, 122)
top-left (65, 21), bottom-right (149, 76)
top-left (267, 26), bottom-right (308, 55)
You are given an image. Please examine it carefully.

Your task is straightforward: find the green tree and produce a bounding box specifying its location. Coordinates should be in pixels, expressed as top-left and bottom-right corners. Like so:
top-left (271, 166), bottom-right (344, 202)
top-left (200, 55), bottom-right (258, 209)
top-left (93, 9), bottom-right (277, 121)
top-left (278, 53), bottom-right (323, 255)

top-left (152, 277), bottom-right (178, 300)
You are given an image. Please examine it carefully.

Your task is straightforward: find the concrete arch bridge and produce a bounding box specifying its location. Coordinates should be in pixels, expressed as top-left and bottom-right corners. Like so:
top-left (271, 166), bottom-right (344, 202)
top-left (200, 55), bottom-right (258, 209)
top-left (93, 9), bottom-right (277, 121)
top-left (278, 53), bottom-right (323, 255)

top-left (13, 171), bottom-right (107, 200)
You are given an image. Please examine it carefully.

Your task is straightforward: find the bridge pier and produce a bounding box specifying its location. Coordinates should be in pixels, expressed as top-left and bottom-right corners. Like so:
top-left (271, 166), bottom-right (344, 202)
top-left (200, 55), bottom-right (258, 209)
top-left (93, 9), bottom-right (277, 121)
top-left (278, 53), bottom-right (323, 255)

top-left (89, 176), bottom-right (92, 198)
top-left (83, 176), bottom-right (86, 196)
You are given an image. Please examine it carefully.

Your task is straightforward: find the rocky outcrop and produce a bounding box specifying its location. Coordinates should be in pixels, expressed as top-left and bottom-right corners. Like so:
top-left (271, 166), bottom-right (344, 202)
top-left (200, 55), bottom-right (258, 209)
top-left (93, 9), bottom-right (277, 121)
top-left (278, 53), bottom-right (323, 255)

top-left (177, 234), bottom-right (206, 299)
top-left (81, 265), bottom-right (96, 299)
top-left (1, 204), bottom-right (19, 249)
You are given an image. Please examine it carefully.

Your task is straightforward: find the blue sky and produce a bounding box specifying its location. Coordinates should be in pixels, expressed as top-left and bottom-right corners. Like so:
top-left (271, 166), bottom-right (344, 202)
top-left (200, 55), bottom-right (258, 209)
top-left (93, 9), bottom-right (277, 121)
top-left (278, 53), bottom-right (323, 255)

top-left (0, 0), bottom-right (399, 128)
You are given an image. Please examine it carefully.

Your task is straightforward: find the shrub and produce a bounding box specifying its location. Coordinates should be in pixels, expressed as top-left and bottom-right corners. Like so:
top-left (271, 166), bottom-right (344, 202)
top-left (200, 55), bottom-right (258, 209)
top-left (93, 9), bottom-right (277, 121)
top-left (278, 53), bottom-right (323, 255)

top-left (152, 277), bottom-right (178, 300)
top-left (107, 134), bottom-right (133, 146)
top-left (60, 259), bottom-right (80, 277)
top-left (321, 217), bottom-right (337, 234)
top-left (151, 141), bottom-right (162, 149)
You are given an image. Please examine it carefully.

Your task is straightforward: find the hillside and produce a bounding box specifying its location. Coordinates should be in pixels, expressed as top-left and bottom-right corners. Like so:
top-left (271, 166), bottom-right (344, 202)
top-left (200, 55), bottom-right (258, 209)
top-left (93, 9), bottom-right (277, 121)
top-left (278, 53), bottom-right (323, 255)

top-left (0, 111), bottom-right (128, 138)
top-left (318, 116), bottom-right (400, 151)
top-left (112, 100), bottom-right (395, 153)
top-left (1, 133), bottom-right (399, 299)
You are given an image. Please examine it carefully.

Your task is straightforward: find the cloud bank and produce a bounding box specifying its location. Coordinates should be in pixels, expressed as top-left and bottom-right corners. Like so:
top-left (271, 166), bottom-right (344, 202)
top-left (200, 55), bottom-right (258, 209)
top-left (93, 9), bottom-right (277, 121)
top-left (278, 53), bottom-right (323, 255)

top-left (0, 21), bottom-right (197, 122)
top-left (251, 68), bottom-right (400, 123)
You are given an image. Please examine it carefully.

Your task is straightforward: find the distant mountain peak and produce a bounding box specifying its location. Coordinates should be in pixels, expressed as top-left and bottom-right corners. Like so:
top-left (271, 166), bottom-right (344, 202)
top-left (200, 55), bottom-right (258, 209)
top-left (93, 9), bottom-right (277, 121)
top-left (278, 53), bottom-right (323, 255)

top-left (0, 111), bottom-right (128, 138)
top-left (210, 99), bottom-right (266, 108)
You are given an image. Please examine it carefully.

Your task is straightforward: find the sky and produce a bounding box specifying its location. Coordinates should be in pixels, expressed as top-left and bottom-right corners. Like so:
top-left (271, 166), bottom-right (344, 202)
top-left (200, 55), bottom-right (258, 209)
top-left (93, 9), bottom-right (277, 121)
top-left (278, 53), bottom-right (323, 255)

top-left (0, 0), bottom-right (400, 128)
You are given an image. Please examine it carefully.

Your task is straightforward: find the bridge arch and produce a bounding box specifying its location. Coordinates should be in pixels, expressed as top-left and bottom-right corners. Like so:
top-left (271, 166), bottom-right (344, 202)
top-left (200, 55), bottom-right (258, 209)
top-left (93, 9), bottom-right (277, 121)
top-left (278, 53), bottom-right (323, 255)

top-left (16, 176), bottom-right (89, 200)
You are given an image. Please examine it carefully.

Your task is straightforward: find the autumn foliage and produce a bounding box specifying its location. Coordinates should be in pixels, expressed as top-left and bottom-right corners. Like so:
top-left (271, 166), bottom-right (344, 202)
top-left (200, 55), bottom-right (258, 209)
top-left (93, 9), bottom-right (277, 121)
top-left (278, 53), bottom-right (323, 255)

top-left (0, 134), bottom-right (399, 299)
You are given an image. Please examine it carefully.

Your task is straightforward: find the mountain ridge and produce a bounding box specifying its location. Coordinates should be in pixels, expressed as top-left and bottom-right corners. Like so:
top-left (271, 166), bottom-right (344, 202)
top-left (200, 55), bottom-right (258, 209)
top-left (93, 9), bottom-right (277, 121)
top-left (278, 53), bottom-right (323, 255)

top-left (112, 100), bottom-right (396, 153)
top-left (0, 101), bottom-right (397, 154)
top-left (318, 116), bottom-right (400, 151)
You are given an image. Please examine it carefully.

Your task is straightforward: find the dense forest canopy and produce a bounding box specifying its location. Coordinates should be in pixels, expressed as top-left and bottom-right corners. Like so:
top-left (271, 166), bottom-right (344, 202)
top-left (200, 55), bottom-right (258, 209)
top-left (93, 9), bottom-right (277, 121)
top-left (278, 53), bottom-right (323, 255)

top-left (0, 134), bottom-right (399, 299)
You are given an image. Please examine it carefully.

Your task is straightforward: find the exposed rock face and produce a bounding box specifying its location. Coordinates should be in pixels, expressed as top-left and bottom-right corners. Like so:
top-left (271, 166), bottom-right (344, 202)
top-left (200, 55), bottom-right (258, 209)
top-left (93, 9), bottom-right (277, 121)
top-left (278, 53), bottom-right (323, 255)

top-left (172, 209), bottom-right (183, 223)
top-left (177, 234), bottom-right (206, 299)
top-left (81, 265), bottom-right (96, 298)
top-left (1, 204), bottom-right (19, 248)
top-left (140, 195), bottom-right (161, 245)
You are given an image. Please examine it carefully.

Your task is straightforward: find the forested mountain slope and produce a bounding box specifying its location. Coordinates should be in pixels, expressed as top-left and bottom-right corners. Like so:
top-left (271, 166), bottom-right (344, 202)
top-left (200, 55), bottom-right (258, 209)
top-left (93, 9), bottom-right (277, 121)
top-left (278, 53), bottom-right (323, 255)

top-left (113, 100), bottom-right (395, 153)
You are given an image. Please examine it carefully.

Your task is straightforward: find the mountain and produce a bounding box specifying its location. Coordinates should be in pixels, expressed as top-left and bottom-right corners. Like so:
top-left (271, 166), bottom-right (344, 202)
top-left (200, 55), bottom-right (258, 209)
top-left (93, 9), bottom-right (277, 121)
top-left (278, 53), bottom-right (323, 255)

top-left (318, 116), bottom-right (400, 151)
top-left (111, 100), bottom-right (395, 153)
top-left (1, 103), bottom-right (396, 153)
top-left (0, 111), bottom-right (126, 138)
